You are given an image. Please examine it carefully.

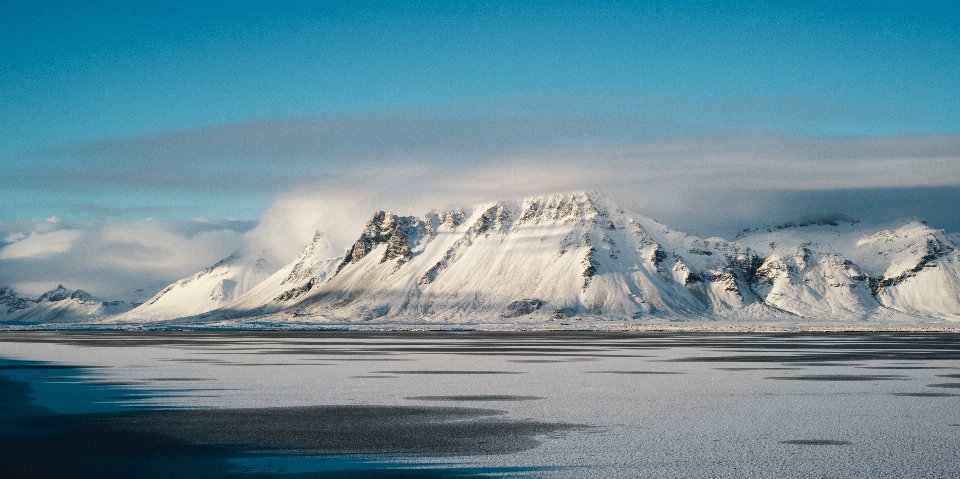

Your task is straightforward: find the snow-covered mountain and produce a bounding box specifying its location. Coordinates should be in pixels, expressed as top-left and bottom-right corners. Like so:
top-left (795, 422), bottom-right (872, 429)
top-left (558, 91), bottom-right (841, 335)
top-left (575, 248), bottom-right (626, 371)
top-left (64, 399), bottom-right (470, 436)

top-left (278, 192), bottom-right (764, 322)
top-left (271, 192), bottom-right (959, 324)
top-left (737, 218), bottom-right (960, 320)
top-left (114, 251), bottom-right (281, 322)
top-left (0, 285), bottom-right (133, 323)
top-left (201, 231), bottom-right (342, 318)
top-left (10, 191), bottom-right (960, 327)
top-left (0, 286), bottom-right (32, 315)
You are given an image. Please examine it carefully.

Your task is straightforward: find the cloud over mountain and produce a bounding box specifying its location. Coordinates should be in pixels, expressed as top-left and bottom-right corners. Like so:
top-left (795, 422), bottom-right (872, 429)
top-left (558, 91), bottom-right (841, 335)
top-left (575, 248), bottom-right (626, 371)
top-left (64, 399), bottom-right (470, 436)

top-left (3, 104), bottom-right (960, 299)
top-left (0, 217), bottom-right (255, 298)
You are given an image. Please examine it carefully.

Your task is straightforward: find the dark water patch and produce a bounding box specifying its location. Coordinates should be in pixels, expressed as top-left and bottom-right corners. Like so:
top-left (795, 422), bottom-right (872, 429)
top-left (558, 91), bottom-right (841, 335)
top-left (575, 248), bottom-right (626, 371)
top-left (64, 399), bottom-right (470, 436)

top-left (373, 371), bottom-right (525, 375)
top-left (231, 453), bottom-right (558, 477)
top-left (2, 395), bottom-right (488, 477)
top-left (338, 346), bottom-right (631, 354)
top-left (232, 462), bottom-right (522, 478)
top-left (34, 405), bottom-right (581, 456)
top-left (715, 367), bottom-right (803, 371)
top-left (780, 439), bottom-right (852, 446)
top-left (858, 366), bottom-right (947, 370)
top-left (243, 469), bottom-right (490, 478)
top-left (667, 333), bottom-right (960, 364)
top-left (0, 359), bottom-right (143, 414)
top-left (890, 392), bottom-right (959, 397)
top-left (936, 373), bottom-right (960, 379)
top-left (10, 331), bottom-right (957, 369)
top-left (407, 396), bottom-right (543, 402)
top-left (159, 358), bottom-right (234, 364)
top-left (785, 362), bottom-right (866, 367)
top-left (217, 350), bottom-right (394, 356)
top-left (150, 378), bottom-right (211, 382)
top-left (2, 372), bottom-right (576, 477)
top-left (517, 352), bottom-right (650, 358)
top-left (508, 358), bottom-right (597, 363)
top-left (104, 391), bottom-right (220, 400)
top-left (77, 380), bottom-right (140, 386)
top-left (679, 351), bottom-right (960, 363)
top-left (0, 374), bottom-right (58, 422)
top-left (927, 382), bottom-right (960, 389)
top-left (327, 358), bottom-right (412, 362)
top-left (0, 373), bottom-right (232, 478)
top-left (231, 363), bottom-right (312, 366)
top-left (0, 363), bottom-right (108, 370)
top-left (445, 352), bottom-right (647, 358)
top-left (587, 370), bottom-right (683, 375)
top-left (766, 374), bottom-right (906, 381)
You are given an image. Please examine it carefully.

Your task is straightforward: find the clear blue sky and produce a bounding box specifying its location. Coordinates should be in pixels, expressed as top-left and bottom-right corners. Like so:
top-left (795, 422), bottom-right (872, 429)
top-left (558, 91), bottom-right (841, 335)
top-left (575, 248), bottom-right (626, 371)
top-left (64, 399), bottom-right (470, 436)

top-left (2, 0), bottom-right (959, 221)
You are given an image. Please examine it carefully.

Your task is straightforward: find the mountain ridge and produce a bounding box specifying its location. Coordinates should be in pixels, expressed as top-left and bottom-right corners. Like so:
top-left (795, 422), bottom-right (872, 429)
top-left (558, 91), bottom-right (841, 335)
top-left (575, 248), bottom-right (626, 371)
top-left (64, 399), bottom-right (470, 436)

top-left (0, 285), bottom-right (133, 323)
top-left (6, 191), bottom-right (960, 327)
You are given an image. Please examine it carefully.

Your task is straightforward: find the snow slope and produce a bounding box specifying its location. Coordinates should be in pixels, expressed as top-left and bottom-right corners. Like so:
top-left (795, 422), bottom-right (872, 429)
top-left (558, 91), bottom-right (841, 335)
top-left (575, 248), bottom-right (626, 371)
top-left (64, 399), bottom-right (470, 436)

top-left (202, 232), bottom-right (342, 319)
top-left (0, 285), bottom-right (133, 323)
top-left (284, 192), bottom-right (762, 323)
top-left (113, 251), bottom-right (280, 322)
top-left (737, 219), bottom-right (960, 320)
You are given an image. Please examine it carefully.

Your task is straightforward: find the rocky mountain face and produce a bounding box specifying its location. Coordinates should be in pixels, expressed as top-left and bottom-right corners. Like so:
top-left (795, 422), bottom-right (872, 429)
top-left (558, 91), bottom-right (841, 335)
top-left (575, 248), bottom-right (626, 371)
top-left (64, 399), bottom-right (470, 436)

top-left (279, 192), bottom-right (959, 323)
top-left (199, 231), bottom-right (341, 319)
top-left (738, 219), bottom-right (960, 320)
top-left (7, 191), bottom-right (960, 325)
top-left (283, 192), bottom-right (769, 322)
top-left (0, 287), bottom-right (33, 315)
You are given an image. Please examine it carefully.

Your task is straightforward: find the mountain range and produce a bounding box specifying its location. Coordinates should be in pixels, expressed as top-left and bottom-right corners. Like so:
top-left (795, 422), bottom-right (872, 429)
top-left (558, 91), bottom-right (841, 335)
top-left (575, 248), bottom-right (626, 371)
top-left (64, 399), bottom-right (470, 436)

top-left (0, 285), bottom-right (134, 323)
top-left (4, 191), bottom-right (960, 328)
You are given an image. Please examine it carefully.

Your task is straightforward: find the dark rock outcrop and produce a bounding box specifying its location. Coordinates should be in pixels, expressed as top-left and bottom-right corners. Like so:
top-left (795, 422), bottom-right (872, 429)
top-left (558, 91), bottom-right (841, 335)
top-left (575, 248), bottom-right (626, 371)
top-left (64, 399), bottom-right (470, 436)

top-left (502, 299), bottom-right (543, 318)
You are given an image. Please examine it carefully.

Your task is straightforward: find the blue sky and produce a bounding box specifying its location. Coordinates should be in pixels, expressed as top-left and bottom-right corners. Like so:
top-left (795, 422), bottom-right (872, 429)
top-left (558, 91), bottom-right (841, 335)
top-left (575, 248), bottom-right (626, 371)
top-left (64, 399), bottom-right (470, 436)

top-left (2, 0), bottom-right (960, 296)
top-left (4, 1), bottom-right (959, 151)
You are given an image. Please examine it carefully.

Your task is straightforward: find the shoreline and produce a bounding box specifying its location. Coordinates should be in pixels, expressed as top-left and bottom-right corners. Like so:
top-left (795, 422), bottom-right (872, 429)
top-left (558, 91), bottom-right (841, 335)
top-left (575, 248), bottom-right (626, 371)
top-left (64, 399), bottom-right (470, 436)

top-left (3, 321), bottom-right (960, 333)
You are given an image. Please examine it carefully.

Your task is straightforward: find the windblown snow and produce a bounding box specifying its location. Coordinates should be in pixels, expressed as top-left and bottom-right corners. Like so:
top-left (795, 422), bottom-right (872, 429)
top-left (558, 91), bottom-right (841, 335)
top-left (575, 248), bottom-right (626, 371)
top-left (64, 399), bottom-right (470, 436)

top-left (4, 191), bottom-right (960, 327)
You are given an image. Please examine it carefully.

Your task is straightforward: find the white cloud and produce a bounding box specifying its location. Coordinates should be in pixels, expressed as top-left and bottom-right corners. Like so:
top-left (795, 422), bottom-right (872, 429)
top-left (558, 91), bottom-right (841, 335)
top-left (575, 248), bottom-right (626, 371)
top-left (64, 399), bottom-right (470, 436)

top-left (241, 132), bottom-right (960, 255)
top-left (0, 218), bottom-right (252, 298)
top-left (0, 229), bottom-right (85, 259)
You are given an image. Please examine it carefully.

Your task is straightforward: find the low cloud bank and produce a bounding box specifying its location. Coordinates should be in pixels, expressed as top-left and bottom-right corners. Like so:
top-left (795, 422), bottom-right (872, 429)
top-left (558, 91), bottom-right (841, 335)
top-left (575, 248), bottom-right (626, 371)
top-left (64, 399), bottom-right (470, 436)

top-left (0, 218), bottom-right (254, 299)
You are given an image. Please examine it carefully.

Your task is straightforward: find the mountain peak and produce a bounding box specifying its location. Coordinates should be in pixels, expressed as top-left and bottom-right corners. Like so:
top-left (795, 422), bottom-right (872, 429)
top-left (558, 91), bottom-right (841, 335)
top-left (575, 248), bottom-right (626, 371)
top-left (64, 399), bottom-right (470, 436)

top-left (512, 190), bottom-right (620, 228)
top-left (0, 286), bottom-right (33, 314)
top-left (38, 285), bottom-right (91, 303)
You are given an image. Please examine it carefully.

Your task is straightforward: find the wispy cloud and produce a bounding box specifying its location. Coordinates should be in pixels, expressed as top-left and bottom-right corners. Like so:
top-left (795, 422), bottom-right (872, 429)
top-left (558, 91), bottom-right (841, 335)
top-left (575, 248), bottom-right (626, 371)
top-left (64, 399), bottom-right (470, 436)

top-left (9, 95), bottom-right (939, 194)
top-left (63, 203), bottom-right (202, 218)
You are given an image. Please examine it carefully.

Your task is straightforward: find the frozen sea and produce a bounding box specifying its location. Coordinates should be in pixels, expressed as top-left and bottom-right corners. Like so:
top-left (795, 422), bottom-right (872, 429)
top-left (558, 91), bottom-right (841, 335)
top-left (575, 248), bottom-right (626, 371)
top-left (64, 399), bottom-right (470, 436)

top-left (1, 331), bottom-right (959, 478)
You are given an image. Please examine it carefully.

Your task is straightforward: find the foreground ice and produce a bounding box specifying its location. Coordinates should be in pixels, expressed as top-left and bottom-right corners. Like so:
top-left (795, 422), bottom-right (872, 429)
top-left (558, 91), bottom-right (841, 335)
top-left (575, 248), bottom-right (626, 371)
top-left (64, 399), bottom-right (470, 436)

top-left (1, 331), bottom-right (959, 478)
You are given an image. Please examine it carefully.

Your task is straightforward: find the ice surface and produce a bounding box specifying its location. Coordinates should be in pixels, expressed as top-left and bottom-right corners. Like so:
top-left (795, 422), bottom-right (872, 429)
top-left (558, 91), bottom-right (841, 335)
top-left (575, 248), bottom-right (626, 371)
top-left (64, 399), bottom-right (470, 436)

top-left (1, 331), bottom-right (958, 478)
